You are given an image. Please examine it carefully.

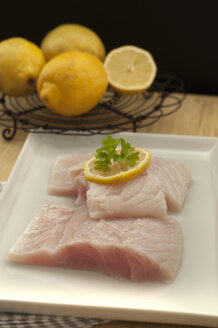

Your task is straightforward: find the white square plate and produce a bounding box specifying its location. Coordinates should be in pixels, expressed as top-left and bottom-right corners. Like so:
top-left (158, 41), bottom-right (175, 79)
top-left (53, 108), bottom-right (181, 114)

top-left (0, 132), bottom-right (218, 326)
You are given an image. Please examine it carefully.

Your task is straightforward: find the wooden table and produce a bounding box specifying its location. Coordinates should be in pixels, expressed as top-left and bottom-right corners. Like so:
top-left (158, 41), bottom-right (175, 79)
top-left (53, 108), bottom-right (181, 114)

top-left (0, 93), bottom-right (218, 328)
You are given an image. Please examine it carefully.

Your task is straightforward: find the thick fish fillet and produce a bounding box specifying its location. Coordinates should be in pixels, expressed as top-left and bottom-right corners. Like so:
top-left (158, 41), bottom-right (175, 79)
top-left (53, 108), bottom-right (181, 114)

top-left (49, 153), bottom-right (91, 196)
top-left (49, 154), bottom-right (192, 213)
top-left (151, 157), bottom-right (192, 212)
top-left (8, 205), bottom-right (183, 283)
top-left (74, 169), bottom-right (167, 219)
top-left (73, 157), bottom-right (192, 215)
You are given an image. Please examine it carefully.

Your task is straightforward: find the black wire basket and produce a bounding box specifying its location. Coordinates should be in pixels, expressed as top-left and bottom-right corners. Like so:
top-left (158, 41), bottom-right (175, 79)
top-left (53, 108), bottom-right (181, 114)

top-left (0, 70), bottom-right (185, 141)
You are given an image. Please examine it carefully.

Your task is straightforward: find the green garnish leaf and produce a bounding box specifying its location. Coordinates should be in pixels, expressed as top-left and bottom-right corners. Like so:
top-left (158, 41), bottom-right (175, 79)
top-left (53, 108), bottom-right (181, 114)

top-left (93, 135), bottom-right (139, 172)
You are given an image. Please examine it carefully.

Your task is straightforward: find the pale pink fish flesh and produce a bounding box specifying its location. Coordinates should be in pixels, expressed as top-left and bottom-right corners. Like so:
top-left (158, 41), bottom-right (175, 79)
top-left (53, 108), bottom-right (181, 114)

top-left (49, 154), bottom-right (191, 214)
top-left (8, 204), bottom-right (183, 283)
top-left (151, 157), bottom-right (192, 212)
top-left (74, 169), bottom-right (167, 219)
top-left (48, 153), bottom-right (91, 197)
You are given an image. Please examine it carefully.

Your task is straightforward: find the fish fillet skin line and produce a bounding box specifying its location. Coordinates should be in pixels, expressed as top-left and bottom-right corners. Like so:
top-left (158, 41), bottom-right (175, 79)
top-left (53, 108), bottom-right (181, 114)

top-left (8, 204), bottom-right (183, 283)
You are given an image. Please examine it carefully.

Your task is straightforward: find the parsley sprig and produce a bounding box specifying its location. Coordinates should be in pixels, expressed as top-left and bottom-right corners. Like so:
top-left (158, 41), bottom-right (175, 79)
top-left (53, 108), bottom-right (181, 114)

top-left (94, 135), bottom-right (139, 172)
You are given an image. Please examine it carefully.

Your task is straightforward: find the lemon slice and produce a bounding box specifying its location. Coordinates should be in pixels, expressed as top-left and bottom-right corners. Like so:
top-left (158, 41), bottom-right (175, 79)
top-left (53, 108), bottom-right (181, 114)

top-left (84, 148), bottom-right (151, 184)
top-left (104, 45), bottom-right (157, 95)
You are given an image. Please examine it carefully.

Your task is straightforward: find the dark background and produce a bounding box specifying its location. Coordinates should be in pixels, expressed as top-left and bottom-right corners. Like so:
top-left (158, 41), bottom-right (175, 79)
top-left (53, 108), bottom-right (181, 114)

top-left (1, 0), bottom-right (218, 95)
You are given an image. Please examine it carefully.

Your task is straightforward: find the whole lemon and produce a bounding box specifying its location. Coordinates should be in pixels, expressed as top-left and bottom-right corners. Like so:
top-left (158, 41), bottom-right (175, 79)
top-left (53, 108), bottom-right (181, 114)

top-left (37, 51), bottom-right (108, 116)
top-left (41, 24), bottom-right (106, 61)
top-left (0, 37), bottom-right (45, 96)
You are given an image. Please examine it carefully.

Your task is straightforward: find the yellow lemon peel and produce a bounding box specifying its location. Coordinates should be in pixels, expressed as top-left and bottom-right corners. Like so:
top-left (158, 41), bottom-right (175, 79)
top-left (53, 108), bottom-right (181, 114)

top-left (84, 148), bottom-right (151, 184)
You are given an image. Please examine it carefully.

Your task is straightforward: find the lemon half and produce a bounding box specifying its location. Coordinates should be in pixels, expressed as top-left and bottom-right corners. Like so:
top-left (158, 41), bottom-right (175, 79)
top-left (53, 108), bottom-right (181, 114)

top-left (104, 45), bottom-right (157, 95)
top-left (84, 148), bottom-right (151, 184)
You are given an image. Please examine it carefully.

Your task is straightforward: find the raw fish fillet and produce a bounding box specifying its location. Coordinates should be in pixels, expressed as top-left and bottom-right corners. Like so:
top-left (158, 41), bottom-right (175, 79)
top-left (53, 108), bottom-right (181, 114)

top-left (8, 204), bottom-right (183, 283)
top-left (151, 157), bottom-right (192, 212)
top-left (75, 169), bottom-right (167, 219)
top-left (49, 153), bottom-right (91, 196)
top-left (49, 153), bottom-right (192, 214)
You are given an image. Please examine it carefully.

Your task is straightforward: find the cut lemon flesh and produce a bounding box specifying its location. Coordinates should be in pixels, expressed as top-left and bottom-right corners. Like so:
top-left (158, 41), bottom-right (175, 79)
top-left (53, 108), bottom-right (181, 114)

top-left (104, 45), bottom-right (157, 95)
top-left (84, 148), bottom-right (151, 184)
